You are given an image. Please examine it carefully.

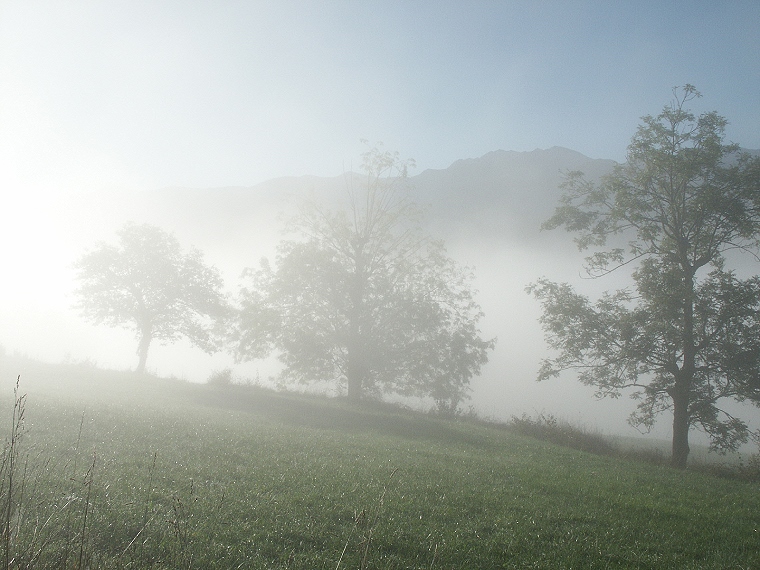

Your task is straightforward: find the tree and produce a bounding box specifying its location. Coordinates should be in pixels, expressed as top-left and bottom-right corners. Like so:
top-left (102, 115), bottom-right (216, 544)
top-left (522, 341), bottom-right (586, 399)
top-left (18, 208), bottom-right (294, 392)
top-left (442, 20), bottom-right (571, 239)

top-left (74, 222), bottom-right (227, 373)
top-left (529, 86), bottom-right (760, 468)
top-left (234, 144), bottom-right (495, 409)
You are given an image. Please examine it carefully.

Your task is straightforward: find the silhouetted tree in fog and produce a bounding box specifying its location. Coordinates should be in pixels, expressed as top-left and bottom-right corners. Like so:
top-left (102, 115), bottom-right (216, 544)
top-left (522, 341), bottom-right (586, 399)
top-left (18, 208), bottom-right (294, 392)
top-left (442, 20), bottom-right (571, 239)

top-left (233, 144), bottom-right (495, 409)
top-left (74, 222), bottom-right (227, 373)
top-left (529, 86), bottom-right (760, 468)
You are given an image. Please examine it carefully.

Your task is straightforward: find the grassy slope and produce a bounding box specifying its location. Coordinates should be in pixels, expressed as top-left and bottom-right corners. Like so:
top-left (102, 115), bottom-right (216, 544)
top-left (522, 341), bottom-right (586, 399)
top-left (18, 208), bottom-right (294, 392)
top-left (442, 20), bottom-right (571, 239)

top-left (0, 356), bottom-right (758, 569)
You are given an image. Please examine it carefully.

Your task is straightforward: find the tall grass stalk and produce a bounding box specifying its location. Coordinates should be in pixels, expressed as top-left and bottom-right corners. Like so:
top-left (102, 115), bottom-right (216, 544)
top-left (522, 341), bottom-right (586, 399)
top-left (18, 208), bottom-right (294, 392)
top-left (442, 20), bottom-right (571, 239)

top-left (359, 467), bottom-right (399, 569)
top-left (119, 450), bottom-right (159, 561)
top-left (1, 377), bottom-right (25, 569)
top-left (77, 452), bottom-right (96, 569)
top-left (336, 468), bottom-right (399, 570)
top-left (59, 411), bottom-right (87, 568)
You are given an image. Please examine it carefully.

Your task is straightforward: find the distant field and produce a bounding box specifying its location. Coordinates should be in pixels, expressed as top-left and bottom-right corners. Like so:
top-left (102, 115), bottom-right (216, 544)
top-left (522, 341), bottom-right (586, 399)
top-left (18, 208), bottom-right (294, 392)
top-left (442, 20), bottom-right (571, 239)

top-left (0, 355), bottom-right (758, 569)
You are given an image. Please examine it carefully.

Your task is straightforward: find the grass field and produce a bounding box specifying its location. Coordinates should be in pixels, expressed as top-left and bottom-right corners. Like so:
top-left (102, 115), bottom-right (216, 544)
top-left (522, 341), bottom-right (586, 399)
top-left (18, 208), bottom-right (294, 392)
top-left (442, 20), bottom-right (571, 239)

top-left (0, 355), bottom-right (758, 569)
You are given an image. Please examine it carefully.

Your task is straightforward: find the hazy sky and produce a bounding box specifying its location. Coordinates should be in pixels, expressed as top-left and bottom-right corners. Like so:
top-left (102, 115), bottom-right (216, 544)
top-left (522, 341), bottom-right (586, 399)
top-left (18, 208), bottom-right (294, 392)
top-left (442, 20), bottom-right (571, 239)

top-left (1, 1), bottom-right (758, 199)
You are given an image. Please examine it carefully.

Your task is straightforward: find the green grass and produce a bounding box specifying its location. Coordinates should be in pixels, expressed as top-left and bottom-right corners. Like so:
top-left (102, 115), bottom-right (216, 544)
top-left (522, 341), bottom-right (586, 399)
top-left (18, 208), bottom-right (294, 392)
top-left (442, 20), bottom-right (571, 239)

top-left (0, 355), bottom-right (759, 568)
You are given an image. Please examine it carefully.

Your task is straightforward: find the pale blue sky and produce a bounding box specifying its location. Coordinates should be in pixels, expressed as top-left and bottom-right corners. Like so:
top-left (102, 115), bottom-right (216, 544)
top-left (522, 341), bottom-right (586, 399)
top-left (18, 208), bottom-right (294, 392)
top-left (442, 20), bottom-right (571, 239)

top-left (1, 0), bottom-right (758, 196)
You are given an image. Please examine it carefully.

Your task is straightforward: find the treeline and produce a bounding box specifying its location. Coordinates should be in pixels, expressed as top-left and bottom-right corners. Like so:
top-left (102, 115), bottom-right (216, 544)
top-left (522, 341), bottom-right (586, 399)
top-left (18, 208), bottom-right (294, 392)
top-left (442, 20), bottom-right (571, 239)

top-left (73, 144), bottom-right (495, 413)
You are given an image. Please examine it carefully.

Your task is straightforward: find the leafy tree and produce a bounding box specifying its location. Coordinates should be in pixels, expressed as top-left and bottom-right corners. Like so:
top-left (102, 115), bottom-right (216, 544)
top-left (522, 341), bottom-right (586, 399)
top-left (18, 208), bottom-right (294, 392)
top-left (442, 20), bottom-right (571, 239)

top-left (74, 222), bottom-right (227, 373)
top-left (234, 145), bottom-right (495, 409)
top-left (529, 86), bottom-right (760, 468)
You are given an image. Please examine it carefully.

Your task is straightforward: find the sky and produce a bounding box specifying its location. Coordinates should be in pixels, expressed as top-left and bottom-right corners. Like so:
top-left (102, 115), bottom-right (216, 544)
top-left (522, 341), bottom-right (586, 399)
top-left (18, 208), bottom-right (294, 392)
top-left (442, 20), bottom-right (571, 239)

top-left (1, 1), bottom-right (760, 438)
top-left (1, 1), bottom-right (758, 197)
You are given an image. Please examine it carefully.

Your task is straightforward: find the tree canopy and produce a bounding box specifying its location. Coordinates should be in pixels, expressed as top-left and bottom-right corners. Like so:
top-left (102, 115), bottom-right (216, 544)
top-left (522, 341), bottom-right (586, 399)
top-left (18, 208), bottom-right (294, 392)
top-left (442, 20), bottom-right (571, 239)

top-left (74, 222), bottom-right (227, 373)
top-left (529, 86), bottom-right (760, 468)
top-left (233, 145), bottom-right (495, 410)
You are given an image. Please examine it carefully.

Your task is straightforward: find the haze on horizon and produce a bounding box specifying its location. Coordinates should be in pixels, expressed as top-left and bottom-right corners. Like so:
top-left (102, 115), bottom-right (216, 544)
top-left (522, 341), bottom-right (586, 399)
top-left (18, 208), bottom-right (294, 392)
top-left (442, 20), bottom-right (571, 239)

top-left (1, 1), bottom-right (759, 442)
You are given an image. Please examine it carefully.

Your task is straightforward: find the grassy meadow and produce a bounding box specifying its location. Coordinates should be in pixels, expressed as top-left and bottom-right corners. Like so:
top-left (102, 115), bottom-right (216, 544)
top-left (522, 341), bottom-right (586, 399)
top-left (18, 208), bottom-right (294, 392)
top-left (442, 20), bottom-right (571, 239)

top-left (0, 355), bottom-right (758, 569)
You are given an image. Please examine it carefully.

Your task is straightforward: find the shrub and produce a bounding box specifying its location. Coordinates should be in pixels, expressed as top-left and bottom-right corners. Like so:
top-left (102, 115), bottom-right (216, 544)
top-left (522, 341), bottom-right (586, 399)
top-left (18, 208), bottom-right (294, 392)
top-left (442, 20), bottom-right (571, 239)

top-left (510, 412), bottom-right (618, 456)
top-left (207, 368), bottom-right (234, 387)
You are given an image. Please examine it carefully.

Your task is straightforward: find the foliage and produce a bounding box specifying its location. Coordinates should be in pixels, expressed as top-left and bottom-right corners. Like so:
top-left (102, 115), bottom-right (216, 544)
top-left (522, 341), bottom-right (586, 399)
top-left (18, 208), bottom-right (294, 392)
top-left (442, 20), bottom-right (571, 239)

top-left (73, 222), bottom-right (228, 373)
top-left (234, 144), bottom-right (494, 409)
top-left (529, 86), bottom-right (760, 468)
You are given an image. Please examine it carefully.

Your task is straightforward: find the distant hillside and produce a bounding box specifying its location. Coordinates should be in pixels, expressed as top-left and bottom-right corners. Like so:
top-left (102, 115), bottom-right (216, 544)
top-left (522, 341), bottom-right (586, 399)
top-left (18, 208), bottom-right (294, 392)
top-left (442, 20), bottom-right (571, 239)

top-left (411, 146), bottom-right (616, 240)
top-left (87, 145), bottom-right (757, 256)
top-left (72, 146), bottom-right (616, 253)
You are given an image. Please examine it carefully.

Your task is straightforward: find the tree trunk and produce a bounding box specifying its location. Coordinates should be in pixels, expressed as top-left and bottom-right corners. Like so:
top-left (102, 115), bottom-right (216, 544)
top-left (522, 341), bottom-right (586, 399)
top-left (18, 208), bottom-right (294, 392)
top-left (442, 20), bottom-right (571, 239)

top-left (136, 330), bottom-right (152, 374)
top-left (345, 303), bottom-right (366, 401)
top-left (671, 385), bottom-right (691, 469)
top-left (346, 349), bottom-right (363, 401)
top-left (345, 292), bottom-right (365, 401)
top-left (671, 265), bottom-right (696, 469)
top-left (346, 252), bottom-right (367, 401)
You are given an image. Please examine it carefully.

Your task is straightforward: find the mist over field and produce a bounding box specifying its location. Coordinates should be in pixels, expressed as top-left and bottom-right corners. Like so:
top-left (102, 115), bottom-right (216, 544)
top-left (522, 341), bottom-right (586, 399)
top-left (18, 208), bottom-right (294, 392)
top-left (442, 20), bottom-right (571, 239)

top-left (1, 146), bottom-right (757, 447)
top-left (1, 1), bottom-right (759, 449)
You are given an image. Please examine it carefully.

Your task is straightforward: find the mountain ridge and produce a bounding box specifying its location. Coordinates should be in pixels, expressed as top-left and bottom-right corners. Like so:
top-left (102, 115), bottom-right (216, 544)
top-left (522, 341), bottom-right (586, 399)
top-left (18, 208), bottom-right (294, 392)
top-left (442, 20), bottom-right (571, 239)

top-left (117, 146), bottom-right (617, 245)
top-left (70, 144), bottom-right (760, 258)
